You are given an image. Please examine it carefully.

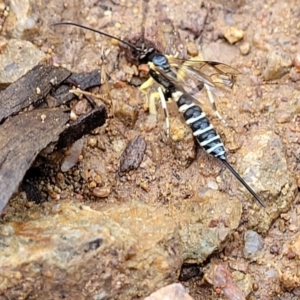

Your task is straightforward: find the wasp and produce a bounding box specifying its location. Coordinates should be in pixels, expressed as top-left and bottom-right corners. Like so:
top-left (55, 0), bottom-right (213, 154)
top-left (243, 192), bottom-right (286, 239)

top-left (51, 22), bottom-right (265, 207)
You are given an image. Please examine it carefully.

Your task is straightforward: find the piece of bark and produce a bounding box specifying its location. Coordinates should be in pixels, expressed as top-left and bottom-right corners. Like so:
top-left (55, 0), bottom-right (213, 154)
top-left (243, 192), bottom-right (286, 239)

top-left (119, 135), bottom-right (147, 174)
top-left (65, 69), bottom-right (101, 90)
top-left (51, 69), bottom-right (102, 106)
top-left (0, 108), bottom-right (70, 213)
top-left (0, 64), bottom-right (106, 213)
top-left (56, 105), bottom-right (107, 150)
top-left (0, 64), bottom-right (71, 123)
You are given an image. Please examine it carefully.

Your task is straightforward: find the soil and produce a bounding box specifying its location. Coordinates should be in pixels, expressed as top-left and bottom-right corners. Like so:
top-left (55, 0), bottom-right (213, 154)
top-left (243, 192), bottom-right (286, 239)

top-left (1, 0), bottom-right (300, 299)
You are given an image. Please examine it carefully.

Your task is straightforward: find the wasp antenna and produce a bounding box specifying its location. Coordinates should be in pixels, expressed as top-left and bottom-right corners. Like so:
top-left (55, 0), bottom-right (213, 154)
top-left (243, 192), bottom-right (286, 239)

top-left (51, 22), bottom-right (140, 52)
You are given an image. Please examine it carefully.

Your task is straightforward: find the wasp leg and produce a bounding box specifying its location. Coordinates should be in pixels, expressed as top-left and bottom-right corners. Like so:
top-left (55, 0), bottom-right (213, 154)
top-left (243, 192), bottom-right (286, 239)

top-left (140, 76), bottom-right (155, 92)
top-left (196, 52), bottom-right (228, 125)
top-left (148, 91), bottom-right (158, 115)
top-left (204, 83), bottom-right (227, 125)
top-left (140, 77), bottom-right (157, 114)
top-left (157, 86), bottom-right (170, 137)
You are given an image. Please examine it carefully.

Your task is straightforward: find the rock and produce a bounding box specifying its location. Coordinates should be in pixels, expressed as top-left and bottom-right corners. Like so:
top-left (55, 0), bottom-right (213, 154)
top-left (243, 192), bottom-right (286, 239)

top-left (0, 202), bottom-right (182, 299)
top-left (179, 190), bottom-right (242, 263)
top-left (61, 138), bottom-right (85, 172)
top-left (186, 42), bottom-right (199, 57)
top-left (262, 51), bottom-right (292, 81)
top-left (239, 42), bottom-right (251, 55)
top-left (232, 271), bottom-right (253, 298)
top-left (0, 39), bottom-right (47, 88)
top-left (292, 53), bottom-right (300, 71)
top-left (274, 109), bottom-right (294, 124)
top-left (223, 27), bottom-right (245, 44)
top-left (112, 98), bottom-right (139, 128)
top-left (92, 186), bottom-right (111, 198)
top-left (252, 32), bottom-right (268, 50)
top-left (144, 283), bottom-right (194, 300)
top-left (243, 230), bottom-right (264, 259)
top-left (204, 263), bottom-right (246, 300)
top-left (236, 128), bottom-right (297, 232)
top-left (280, 232), bottom-right (300, 290)
top-left (119, 135), bottom-right (147, 173)
top-left (3, 0), bottom-right (39, 39)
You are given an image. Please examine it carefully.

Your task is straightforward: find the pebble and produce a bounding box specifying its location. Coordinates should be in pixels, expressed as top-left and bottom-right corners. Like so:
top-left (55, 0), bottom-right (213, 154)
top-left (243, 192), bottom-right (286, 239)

top-left (69, 110), bottom-right (78, 121)
top-left (92, 186), bottom-right (111, 198)
top-left (61, 139), bottom-right (84, 172)
top-left (223, 26), bottom-right (245, 44)
top-left (292, 53), bottom-right (300, 71)
top-left (262, 51), bottom-right (292, 81)
top-left (144, 283), bottom-right (194, 300)
top-left (239, 42), bottom-right (251, 55)
top-left (275, 109), bottom-right (293, 123)
top-left (113, 100), bottom-right (139, 128)
top-left (87, 137), bottom-right (97, 148)
top-left (186, 42), bottom-right (199, 57)
top-left (88, 181), bottom-right (97, 189)
top-left (72, 99), bottom-right (89, 116)
top-left (94, 174), bottom-right (103, 185)
top-left (243, 230), bottom-right (264, 259)
top-left (56, 172), bottom-right (65, 186)
top-left (252, 32), bottom-right (267, 50)
top-left (207, 181), bottom-right (218, 190)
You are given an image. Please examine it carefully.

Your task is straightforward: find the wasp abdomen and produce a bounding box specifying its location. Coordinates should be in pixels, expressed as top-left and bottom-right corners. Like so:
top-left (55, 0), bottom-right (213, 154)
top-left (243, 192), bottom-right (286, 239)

top-left (174, 91), bottom-right (226, 160)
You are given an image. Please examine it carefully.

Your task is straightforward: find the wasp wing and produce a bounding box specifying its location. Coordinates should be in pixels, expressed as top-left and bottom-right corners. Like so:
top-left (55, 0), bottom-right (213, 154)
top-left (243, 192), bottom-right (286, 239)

top-left (166, 56), bottom-right (239, 92)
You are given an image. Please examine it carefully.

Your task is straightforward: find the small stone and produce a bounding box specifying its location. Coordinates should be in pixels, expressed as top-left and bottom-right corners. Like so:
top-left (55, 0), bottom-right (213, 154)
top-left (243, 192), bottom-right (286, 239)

top-left (72, 99), bottom-right (89, 116)
top-left (186, 42), bottom-right (199, 57)
top-left (232, 271), bottom-right (253, 297)
top-left (270, 245), bottom-right (279, 255)
top-left (88, 181), bottom-right (97, 189)
top-left (138, 64), bottom-right (149, 75)
top-left (94, 174), bottom-right (103, 185)
top-left (92, 186), bottom-right (111, 198)
top-left (69, 110), bottom-right (78, 121)
top-left (113, 80), bottom-right (127, 88)
top-left (275, 109), bottom-right (293, 123)
top-left (288, 224), bottom-right (297, 232)
top-left (223, 26), bottom-right (245, 44)
top-left (292, 53), bottom-right (300, 71)
top-left (87, 137), bottom-right (97, 148)
top-left (239, 42), bottom-right (251, 55)
top-left (144, 283), bottom-right (194, 300)
top-left (113, 100), bottom-right (139, 128)
top-left (207, 181), bottom-right (218, 190)
top-left (140, 181), bottom-right (149, 191)
top-left (61, 139), bottom-right (84, 172)
top-left (243, 230), bottom-right (264, 259)
top-left (262, 51), bottom-right (292, 81)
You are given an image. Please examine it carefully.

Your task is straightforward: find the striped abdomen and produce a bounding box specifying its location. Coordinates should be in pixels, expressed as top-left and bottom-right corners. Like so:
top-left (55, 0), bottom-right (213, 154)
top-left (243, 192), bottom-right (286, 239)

top-left (172, 91), bottom-right (226, 160)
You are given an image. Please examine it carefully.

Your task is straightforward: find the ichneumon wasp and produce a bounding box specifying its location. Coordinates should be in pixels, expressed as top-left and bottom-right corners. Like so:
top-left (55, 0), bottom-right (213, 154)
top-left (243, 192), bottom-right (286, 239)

top-left (51, 21), bottom-right (266, 207)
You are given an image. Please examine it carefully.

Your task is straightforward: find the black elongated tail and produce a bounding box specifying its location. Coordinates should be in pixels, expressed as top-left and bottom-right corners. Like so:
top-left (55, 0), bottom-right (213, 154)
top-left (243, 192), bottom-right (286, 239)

top-left (221, 159), bottom-right (265, 207)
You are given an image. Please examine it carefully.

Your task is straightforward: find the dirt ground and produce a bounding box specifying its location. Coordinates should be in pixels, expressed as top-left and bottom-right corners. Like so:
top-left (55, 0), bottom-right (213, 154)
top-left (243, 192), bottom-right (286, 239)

top-left (1, 0), bottom-right (300, 299)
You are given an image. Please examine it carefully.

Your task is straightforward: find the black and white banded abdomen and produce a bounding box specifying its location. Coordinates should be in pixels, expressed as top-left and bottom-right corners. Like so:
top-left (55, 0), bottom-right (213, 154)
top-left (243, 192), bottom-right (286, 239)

top-left (172, 91), bottom-right (226, 160)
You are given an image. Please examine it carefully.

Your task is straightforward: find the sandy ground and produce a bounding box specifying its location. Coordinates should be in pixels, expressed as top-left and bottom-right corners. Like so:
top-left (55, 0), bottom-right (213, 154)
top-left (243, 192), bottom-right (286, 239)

top-left (1, 0), bottom-right (300, 299)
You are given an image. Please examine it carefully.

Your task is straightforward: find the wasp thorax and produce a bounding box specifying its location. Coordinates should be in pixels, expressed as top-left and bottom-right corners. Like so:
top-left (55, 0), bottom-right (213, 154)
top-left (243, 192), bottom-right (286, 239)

top-left (151, 54), bottom-right (169, 69)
